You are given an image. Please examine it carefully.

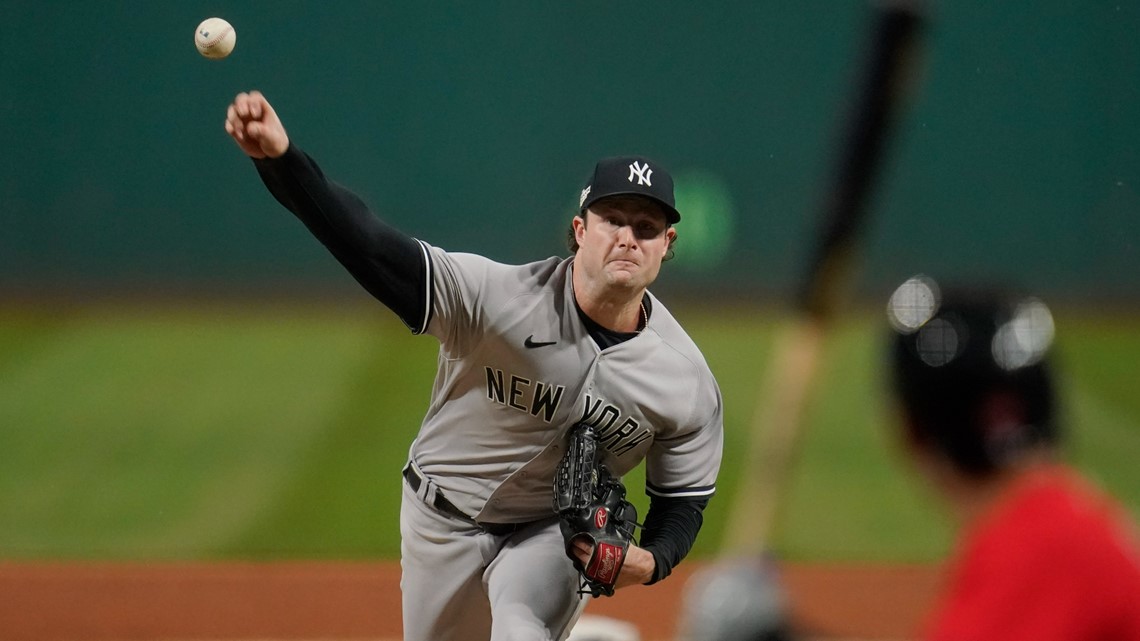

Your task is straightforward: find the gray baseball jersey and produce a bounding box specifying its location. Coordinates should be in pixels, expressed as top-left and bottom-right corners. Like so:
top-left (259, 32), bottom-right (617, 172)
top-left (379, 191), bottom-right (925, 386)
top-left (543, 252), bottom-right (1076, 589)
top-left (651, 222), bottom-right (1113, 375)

top-left (408, 246), bottom-right (723, 524)
top-left (252, 144), bottom-right (723, 641)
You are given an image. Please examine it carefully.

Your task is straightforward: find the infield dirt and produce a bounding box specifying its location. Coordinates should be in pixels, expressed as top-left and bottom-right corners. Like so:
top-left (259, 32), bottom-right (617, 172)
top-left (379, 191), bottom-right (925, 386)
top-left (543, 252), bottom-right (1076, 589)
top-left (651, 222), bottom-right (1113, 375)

top-left (0, 560), bottom-right (941, 640)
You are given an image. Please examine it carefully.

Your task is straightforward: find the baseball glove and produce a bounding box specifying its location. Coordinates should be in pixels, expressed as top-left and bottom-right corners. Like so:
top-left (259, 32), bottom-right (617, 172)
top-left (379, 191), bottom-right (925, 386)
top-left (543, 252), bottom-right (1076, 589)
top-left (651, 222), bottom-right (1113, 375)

top-left (553, 422), bottom-right (639, 597)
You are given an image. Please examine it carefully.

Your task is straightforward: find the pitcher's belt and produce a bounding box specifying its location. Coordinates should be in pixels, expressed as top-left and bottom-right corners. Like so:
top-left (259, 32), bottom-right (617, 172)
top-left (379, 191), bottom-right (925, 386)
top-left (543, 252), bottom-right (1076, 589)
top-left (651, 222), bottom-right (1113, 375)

top-left (402, 464), bottom-right (523, 536)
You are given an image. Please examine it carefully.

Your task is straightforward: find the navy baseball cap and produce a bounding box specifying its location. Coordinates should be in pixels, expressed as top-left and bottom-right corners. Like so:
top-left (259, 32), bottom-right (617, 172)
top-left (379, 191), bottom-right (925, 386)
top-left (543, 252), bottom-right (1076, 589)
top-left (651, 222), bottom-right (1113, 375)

top-left (579, 156), bottom-right (681, 224)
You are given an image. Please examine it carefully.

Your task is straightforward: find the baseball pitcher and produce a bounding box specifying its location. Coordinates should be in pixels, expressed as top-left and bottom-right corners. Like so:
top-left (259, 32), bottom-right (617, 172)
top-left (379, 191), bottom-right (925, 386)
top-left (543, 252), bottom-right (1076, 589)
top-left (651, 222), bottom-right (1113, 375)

top-left (224, 90), bottom-right (723, 641)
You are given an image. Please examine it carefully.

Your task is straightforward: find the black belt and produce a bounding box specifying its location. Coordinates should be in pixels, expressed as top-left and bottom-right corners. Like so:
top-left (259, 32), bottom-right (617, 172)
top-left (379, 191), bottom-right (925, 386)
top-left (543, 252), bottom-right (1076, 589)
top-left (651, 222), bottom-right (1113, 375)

top-left (402, 465), bottom-right (521, 536)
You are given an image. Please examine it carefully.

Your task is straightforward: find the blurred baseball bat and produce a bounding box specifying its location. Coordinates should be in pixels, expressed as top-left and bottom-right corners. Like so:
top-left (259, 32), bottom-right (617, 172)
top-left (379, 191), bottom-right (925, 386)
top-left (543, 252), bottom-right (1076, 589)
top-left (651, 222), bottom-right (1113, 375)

top-left (722, 0), bottom-right (928, 556)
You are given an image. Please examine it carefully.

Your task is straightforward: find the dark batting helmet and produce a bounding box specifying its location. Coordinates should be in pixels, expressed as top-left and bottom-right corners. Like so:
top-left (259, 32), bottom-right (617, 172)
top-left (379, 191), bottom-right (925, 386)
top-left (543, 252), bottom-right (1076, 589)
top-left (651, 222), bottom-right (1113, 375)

top-left (885, 275), bottom-right (1060, 476)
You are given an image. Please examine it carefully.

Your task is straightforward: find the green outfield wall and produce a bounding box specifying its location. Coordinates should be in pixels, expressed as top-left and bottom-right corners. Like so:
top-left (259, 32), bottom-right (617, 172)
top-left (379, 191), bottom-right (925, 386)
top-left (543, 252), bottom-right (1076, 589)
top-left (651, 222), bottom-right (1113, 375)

top-left (2, 1), bottom-right (1137, 301)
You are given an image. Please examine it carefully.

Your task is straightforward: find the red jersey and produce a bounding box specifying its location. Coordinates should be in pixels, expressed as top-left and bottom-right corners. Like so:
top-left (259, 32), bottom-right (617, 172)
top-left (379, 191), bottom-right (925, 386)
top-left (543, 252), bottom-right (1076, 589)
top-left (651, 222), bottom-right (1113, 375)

top-left (924, 466), bottom-right (1140, 641)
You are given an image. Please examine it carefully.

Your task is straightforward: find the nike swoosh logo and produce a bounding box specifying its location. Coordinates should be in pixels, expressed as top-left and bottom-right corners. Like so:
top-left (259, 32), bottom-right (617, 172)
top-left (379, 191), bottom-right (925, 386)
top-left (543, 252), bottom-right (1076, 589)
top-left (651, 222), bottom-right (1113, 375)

top-left (524, 335), bottom-right (557, 348)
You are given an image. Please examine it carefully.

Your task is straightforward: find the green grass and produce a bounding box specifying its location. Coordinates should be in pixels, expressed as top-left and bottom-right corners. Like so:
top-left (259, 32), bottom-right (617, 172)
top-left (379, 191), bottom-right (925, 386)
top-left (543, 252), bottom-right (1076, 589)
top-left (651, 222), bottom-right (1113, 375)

top-left (0, 304), bottom-right (1136, 563)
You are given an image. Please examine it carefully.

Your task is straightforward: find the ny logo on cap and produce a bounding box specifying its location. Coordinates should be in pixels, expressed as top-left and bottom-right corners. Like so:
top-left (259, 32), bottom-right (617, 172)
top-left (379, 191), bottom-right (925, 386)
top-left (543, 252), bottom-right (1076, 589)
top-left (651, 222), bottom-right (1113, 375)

top-left (628, 161), bottom-right (653, 187)
top-left (579, 186), bottom-right (591, 207)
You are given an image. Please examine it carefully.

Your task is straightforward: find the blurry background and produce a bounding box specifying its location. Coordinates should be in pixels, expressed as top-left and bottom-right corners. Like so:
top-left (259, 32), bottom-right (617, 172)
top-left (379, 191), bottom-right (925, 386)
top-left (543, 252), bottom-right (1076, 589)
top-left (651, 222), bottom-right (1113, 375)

top-left (1, 0), bottom-right (1137, 568)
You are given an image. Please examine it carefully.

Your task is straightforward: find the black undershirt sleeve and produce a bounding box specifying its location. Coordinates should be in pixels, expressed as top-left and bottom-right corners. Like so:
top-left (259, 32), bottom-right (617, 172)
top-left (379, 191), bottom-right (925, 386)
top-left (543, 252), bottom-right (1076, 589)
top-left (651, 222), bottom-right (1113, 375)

top-left (252, 144), bottom-right (430, 332)
top-left (639, 493), bottom-right (710, 584)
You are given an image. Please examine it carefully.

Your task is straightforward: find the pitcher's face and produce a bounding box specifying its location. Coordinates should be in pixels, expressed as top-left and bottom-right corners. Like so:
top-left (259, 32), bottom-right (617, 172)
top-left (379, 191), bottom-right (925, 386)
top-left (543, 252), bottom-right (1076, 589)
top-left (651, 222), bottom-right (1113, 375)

top-left (573, 196), bottom-right (674, 292)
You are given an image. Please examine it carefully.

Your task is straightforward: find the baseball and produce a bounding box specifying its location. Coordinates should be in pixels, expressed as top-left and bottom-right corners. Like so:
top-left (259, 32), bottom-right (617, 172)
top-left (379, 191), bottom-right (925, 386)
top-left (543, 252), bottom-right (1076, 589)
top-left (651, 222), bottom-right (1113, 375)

top-left (194, 17), bottom-right (236, 59)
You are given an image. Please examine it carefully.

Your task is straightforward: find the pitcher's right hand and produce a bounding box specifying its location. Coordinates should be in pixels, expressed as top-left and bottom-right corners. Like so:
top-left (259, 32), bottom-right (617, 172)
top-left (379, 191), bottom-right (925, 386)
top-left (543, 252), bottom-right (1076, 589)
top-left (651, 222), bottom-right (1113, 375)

top-left (224, 90), bottom-right (289, 159)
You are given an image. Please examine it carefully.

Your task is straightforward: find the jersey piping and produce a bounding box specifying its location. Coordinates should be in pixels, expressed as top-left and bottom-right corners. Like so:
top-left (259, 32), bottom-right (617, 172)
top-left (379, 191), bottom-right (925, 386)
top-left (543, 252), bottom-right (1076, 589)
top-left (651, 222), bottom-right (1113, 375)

top-left (414, 239), bottom-right (435, 335)
top-left (647, 483), bottom-right (716, 499)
